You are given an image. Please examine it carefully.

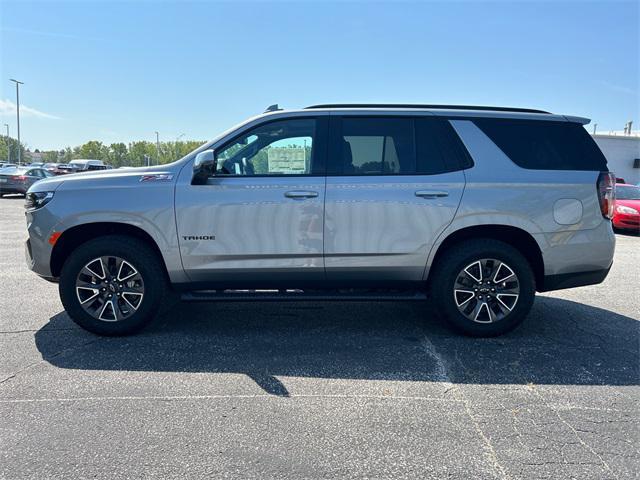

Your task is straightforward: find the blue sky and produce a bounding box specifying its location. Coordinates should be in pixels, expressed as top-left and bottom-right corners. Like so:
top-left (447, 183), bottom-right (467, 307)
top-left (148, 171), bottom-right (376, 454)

top-left (1, 0), bottom-right (638, 151)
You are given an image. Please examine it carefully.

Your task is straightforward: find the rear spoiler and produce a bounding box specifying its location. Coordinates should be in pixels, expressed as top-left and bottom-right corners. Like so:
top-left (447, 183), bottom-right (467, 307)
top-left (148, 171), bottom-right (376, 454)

top-left (563, 115), bottom-right (590, 125)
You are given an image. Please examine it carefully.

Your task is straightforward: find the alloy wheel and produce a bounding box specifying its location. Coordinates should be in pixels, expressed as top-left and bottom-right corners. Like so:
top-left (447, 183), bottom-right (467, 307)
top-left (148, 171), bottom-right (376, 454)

top-left (453, 258), bottom-right (520, 323)
top-left (75, 256), bottom-right (144, 322)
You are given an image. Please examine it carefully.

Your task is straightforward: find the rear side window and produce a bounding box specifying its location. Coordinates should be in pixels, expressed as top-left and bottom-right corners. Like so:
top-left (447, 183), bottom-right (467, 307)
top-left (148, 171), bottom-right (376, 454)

top-left (340, 117), bottom-right (415, 174)
top-left (474, 119), bottom-right (608, 171)
top-left (333, 116), bottom-right (471, 175)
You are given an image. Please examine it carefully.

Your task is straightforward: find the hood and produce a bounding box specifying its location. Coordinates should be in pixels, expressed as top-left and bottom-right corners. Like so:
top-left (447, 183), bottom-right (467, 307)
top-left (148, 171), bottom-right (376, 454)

top-left (28, 165), bottom-right (180, 193)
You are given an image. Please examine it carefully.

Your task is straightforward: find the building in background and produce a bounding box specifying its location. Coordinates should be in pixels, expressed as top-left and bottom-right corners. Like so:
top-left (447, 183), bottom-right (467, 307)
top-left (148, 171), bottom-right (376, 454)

top-left (25, 151), bottom-right (44, 164)
top-left (591, 132), bottom-right (640, 184)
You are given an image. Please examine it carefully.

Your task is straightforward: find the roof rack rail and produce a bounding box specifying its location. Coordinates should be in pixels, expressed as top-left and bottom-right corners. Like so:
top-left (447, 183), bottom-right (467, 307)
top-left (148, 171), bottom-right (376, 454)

top-left (304, 104), bottom-right (550, 114)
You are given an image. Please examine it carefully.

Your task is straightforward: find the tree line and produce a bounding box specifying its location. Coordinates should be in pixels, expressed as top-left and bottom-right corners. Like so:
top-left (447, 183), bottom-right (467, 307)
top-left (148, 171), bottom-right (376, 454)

top-left (0, 136), bottom-right (205, 168)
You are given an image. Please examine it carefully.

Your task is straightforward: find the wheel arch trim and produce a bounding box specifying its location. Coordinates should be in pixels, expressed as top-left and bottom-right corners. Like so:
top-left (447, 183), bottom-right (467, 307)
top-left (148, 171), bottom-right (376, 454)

top-left (423, 222), bottom-right (545, 290)
top-left (49, 220), bottom-right (187, 283)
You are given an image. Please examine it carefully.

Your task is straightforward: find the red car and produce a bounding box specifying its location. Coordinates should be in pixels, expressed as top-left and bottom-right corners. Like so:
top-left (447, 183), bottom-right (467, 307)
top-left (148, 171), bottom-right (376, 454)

top-left (612, 183), bottom-right (640, 232)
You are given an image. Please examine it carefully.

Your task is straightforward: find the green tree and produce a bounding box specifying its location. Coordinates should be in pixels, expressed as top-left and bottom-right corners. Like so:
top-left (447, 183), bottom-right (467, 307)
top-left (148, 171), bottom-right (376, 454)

top-left (128, 141), bottom-right (156, 167)
top-left (0, 135), bottom-right (25, 164)
top-left (60, 147), bottom-right (74, 162)
top-left (76, 140), bottom-right (109, 161)
top-left (42, 151), bottom-right (60, 163)
top-left (108, 143), bottom-right (128, 167)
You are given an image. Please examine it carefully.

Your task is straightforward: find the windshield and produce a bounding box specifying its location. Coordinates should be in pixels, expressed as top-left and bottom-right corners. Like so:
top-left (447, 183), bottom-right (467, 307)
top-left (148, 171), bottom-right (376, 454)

top-left (616, 185), bottom-right (640, 200)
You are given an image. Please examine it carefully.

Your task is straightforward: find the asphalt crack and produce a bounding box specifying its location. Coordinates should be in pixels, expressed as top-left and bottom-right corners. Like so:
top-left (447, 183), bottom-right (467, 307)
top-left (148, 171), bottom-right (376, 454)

top-left (421, 335), bottom-right (509, 480)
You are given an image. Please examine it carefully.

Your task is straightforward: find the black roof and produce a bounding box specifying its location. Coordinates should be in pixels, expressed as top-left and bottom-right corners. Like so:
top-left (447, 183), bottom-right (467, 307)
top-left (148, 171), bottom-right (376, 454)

top-left (304, 104), bottom-right (550, 114)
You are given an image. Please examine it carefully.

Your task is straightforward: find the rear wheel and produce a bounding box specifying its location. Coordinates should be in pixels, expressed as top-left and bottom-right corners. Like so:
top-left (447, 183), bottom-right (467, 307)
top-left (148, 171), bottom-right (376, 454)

top-left (59, 235), bottom-right (166, 336)
top-left (430, 239), bottom-right (535, 336)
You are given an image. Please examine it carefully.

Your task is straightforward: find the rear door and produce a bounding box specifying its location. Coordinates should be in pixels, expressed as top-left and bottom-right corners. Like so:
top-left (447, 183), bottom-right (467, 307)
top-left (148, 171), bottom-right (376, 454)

top-left (324, 114), bottom-right (467, 284)
top-left (175, 116), bottom-right (328, 286)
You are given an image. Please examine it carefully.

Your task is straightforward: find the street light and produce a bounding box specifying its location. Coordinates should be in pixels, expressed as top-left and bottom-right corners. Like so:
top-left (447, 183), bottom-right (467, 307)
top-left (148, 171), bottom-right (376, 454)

top-left (9, 79), bottom-right (24, 165)
top-left (3, 123), bottom-right (9, 163)
top-left (155, 131), bottom-right (160, 165)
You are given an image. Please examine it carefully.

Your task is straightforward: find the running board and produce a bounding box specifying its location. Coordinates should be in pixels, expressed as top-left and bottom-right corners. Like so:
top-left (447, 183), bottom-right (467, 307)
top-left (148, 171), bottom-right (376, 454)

top-left (181, 289), bottom-right (428, 302)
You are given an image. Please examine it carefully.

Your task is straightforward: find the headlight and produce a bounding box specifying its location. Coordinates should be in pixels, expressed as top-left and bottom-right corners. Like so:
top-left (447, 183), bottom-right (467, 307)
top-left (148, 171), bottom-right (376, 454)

top-left (616, 205), bottom-right (639, 215)
top-left (25, 191), bottom-right (54, 211)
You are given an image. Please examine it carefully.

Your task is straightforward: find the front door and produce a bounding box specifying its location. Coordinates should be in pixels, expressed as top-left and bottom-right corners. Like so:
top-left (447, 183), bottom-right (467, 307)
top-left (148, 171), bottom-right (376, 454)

top-left (176, 117), bottom-right (328, 286)
top-left (324, 115), bottom-right (467, 284)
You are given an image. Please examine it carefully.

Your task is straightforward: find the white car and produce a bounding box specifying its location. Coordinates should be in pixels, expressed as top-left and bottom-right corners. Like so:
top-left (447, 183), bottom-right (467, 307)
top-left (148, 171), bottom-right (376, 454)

top-left (68, 159), bottom-right (108, 171)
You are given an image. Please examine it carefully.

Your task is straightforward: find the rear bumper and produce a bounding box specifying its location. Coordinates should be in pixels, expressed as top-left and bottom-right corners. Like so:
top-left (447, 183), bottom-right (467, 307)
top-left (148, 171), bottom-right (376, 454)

top-left (539, 264), bottom-right (611, 292)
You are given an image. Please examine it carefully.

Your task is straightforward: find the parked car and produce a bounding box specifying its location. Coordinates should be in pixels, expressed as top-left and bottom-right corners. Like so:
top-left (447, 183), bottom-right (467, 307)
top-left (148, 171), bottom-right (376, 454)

top-left (28, 162), bottom-right (45, 168)
top-left (0, 163), bottom-right (17, 169)
top-left (612, 184), bottom-right (640, 232)
top-left (0, 166), bottom-right (53, 196)
top-left (68, 159), bottom-right (109, 171)
top-left (25, 104), bottom-right (615, 337)
top-left (43, 163), bottom-right (74, 175)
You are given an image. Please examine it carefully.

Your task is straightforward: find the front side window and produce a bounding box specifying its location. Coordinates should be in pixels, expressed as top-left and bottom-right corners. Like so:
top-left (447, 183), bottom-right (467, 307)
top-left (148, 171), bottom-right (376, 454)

top-left (339, 117), bottom-right (414, 175)
top-left (215, 118), bottom-right (315, 176)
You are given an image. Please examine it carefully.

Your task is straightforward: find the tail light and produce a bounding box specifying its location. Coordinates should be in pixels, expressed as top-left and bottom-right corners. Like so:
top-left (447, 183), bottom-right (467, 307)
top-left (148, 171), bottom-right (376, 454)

top-left (11, 175), bottom-right (27, 183)
top-left (597, 172), bottom-right (616, 219)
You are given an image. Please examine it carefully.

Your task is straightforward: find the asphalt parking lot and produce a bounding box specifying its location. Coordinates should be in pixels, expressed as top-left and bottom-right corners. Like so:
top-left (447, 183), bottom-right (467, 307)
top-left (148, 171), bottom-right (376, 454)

top-left (1, 195), bottom-right (638, 480)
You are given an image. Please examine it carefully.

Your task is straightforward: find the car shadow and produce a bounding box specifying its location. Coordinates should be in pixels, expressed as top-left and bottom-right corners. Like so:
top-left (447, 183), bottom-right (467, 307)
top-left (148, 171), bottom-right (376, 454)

top-left (615, 230), bottom-right (640, 237)
top-left (35, 297), bottom-right (639, 396)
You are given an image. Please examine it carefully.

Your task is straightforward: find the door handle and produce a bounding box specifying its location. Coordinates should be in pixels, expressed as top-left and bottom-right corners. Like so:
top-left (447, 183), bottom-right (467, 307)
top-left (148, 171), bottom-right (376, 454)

top-left (415, 190), bottom-right (449, 199)
top-left (284, 190), bottom-right (319, 199)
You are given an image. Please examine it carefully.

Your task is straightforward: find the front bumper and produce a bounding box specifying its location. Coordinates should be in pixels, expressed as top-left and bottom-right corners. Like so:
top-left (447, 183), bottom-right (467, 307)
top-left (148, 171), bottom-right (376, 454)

top-left (613, 213), bottom-right (640, 231)
top-left (24, 204), bottom-right (60, 279)
top-left (25, 238), bottom-right (58, 282)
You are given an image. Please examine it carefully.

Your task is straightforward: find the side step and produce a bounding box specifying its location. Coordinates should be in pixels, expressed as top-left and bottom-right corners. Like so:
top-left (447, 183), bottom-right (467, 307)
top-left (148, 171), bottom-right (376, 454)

top-left (181, 289), bottom-right (428, 303)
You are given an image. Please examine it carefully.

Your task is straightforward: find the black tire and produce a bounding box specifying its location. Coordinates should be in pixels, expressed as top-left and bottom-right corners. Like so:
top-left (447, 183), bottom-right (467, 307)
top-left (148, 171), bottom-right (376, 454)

top-left (429, 239), bottom-right (535, 337)
top-left (59, 235), bottom-right (167, 336)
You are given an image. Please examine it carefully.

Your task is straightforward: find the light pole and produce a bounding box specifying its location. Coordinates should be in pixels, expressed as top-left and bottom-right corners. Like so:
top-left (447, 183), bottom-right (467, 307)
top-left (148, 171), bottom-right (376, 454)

top-left (175, 133), bottom-right (185, 159)
top-left (9, 79), bottom-right (24, 165)
top-left (155, 131), bottom-right (160, 165)
top-left (3, 123), bottom-right (9, 163)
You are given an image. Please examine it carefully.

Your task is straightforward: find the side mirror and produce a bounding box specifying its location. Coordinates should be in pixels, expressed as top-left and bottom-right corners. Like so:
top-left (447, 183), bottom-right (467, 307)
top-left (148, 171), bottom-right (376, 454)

top-left (192, 149), bottom-right (216, 185)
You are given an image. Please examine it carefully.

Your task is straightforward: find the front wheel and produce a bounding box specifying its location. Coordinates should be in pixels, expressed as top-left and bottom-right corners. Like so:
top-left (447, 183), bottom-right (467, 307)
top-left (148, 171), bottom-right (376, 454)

top-left (429, 239), bottom-right (535, 337)
top-left (59, 235), bottom-right (167, 336)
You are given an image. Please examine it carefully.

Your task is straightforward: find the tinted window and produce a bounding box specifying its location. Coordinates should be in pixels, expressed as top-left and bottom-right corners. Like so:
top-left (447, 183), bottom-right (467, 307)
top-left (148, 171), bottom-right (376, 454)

top-left (474, 119), bottom-right (608, 171)
top-left (216, 118), bottom-right (317, 176)
top-left (415, 118), bottom-right (473, 174)
top-left (340, 118), bottom-right (414, 175)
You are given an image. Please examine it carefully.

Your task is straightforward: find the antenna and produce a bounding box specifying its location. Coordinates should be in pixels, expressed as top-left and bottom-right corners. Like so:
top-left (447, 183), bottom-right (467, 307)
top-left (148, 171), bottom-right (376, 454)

top-left (264, 104), bottom-right (282, 113)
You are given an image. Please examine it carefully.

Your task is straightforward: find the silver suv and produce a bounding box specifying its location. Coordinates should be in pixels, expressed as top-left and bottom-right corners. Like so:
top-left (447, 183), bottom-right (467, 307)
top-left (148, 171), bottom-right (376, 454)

top-left (24, 104), bottom-right (616, 336)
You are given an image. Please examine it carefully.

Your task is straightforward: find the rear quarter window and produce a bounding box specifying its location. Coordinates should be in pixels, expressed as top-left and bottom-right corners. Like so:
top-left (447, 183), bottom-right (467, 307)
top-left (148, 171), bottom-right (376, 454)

top-left (416, 118), bottom-right (474, 174)
top-left (474, 119), bottom-right (608, 171)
